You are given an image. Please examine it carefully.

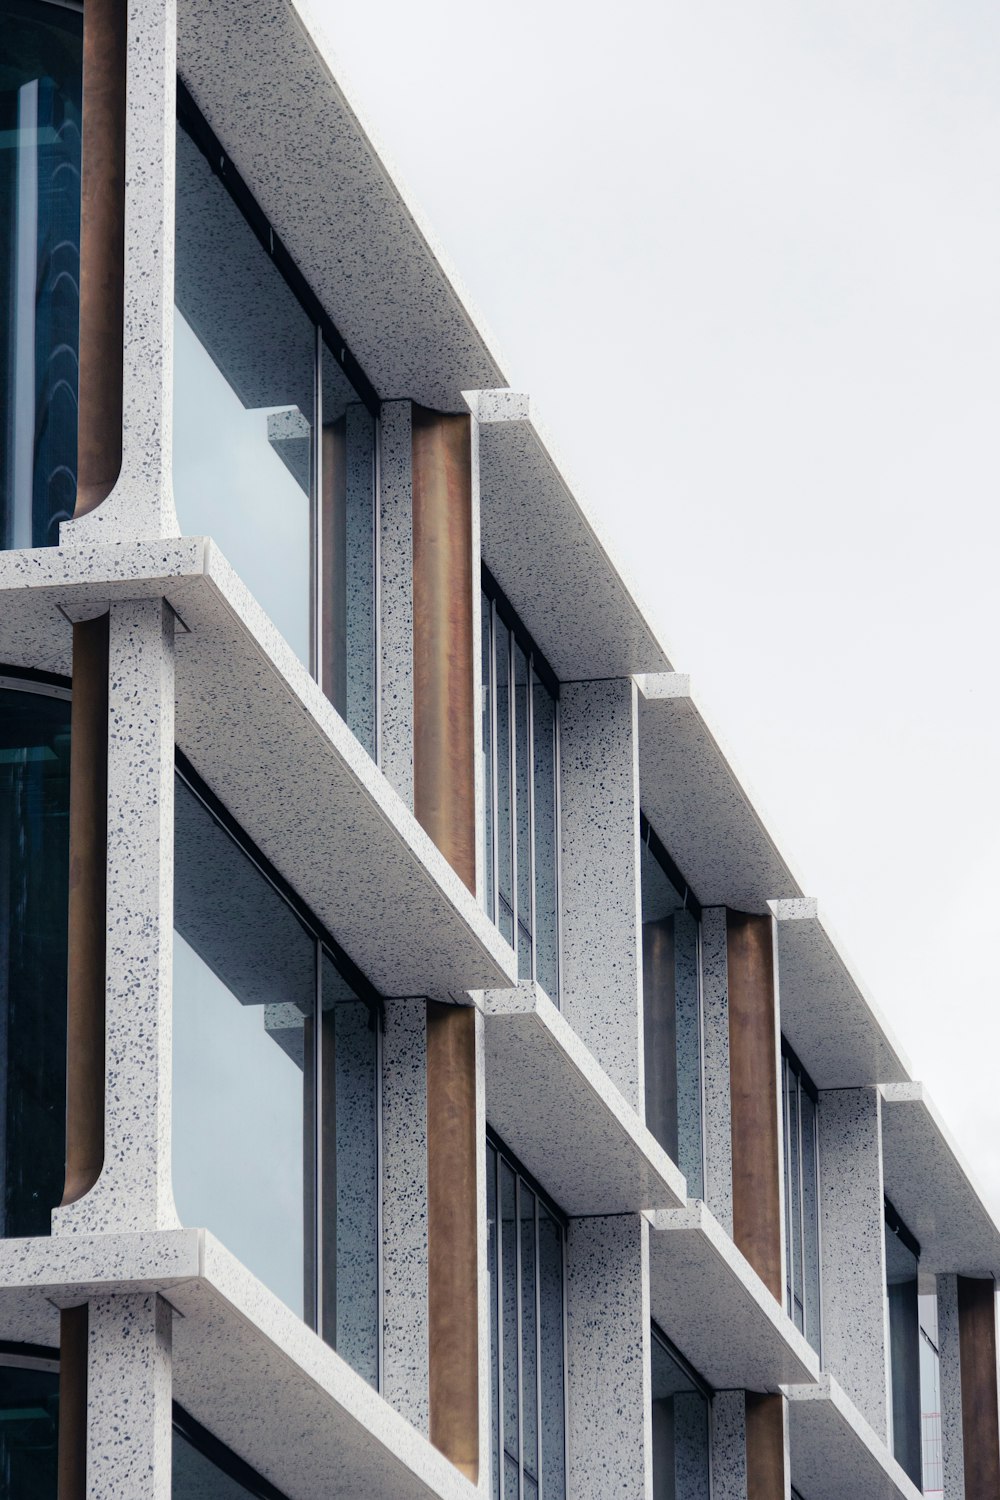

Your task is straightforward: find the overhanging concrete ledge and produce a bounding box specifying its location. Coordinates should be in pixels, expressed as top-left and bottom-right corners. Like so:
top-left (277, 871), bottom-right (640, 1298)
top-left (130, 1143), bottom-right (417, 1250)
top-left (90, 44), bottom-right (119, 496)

top-left (785, 1375), bottom-right (922, 1500)
top-left (880, 1082), bottom-right (1000, 1276)
top-left (481, 981), bottom-right (686, 1214)
top-left (0, 541), bottom-right (518, 1001)
top-left (770, 898), bottom-right (911, 1089)
top-left (647, 1202), bottom-right (819, 1391)
top-left (636, 673), bottom-right (802, 912)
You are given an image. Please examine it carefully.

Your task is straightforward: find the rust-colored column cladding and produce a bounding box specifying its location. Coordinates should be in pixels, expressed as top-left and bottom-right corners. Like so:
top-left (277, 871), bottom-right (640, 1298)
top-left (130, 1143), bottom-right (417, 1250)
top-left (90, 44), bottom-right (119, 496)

top-left (958, 1276), bottom-right (1000, 1497)
top-left (426, 1002), bottom-right (479, 1481)
top-left (62, 613), bottom-right (109, 1208)
top-left (411, 405), bottom-right (476, 892)
top-left (74, 0), bottom-right (127, 517)
top-left (57, 1303), bottom-right (88, 1500)
top-left (745, 1393), bottom-right (786, 1500)
top-left (727, 911), bottom-right (783, 1301)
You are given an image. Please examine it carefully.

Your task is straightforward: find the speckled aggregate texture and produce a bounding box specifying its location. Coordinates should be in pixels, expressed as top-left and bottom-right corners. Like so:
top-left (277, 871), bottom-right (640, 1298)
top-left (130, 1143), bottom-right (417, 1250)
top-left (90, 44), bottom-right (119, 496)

top-left (379, 401), bottom-right (415, 808)
top-left (816, 1087), bottom-right (889, 1439)
top-left (700, 906), bottom-right (733, 1235)
top-left (785, 1375), bottom-right (923, 1500)
top-left (381, 998), bottom-right (429, 1435)
top-left (559, 679), bottom-right (644, 1112)
top-left (937, 1274), bottom-right (966, 1498)
top-left (61, 0), bottom-right (181, 545)
top-left (712, 1390), bottom-right (748, 1500)
top-left (566, 1214), bottom-right (651, 1500)
top-left (87, 1294), bottom-right (173, 1497)
top-left (55, 600), bottom-right (180, 1236)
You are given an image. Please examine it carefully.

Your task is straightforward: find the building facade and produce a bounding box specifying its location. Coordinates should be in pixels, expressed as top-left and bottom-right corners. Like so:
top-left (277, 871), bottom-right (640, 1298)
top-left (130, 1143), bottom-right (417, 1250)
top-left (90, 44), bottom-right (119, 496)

top-left (1, 1), bottom-right (998, 1497)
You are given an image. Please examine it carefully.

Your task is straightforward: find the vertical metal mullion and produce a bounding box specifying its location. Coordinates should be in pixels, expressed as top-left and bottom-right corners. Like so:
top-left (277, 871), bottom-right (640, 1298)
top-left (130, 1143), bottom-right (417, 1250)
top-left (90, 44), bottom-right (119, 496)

top-left (515, 1174), bottom-right (525, 1499)
top-left (560, 1217), bottom-right (569, 1494)
top-left (372, 412), bottom-right (382, 768)
top-left (796, 1073), bottom-right (807, 1336)
top-left (489, 600), bottom-right (500, 926)
top-left (495, 1148), bottom-right (505, 1497)
top-left (552, 699), bottom-right (563, 1007)
top-left (526, 660), bottom-right (537, 982)
top-left (782, 1055), bottom-right (792, 1314)
top-left (313, 937), bottom-right (323, 1334)
top-left (695, 917), bottom-right (708, 1199)
top-left (311, 324), bottom-right (323, 685)
top-left (813, 1096), bottom-right (824, 1364)
top-left (534, 1193), bottom-right (543, 1500)
top-left (375, 988), bottom-right (384, 1392)
top-left (508, 624), bottom-right (518, 944)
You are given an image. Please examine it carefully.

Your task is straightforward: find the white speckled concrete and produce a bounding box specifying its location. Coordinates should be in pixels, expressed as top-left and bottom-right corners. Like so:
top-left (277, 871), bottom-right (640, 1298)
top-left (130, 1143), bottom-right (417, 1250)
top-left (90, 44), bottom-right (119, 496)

top-left (379, 401), bottom-right (414, 808)
top-left (785, 1375), bottom-right (923, 1500)
top-left (472, 399), bottom-right (672, 681)
top-left (700, 907), bottom-right (734, 1236)
top-left (712, 1390), bottom-right (748, 1500)
top-left (648, 1202), bottom-right (819, 1392)
top-left (559, 678), bottom-right (644, 1111)
top-left (566, 1215), bottom-right (651, 1500)
top-left (380, 999), bottom-right (428, 1435)
top-left (816, 1088), bottom-right (889, 1440)
top-left (0, 542), bottom-right (517, 1000)
top-left (62, 0), bottom-right (181, 546)
top-left (937, 1274), bottom-right (966, 1498)
top-left (771, 899), bottom-right (911, 1089)
top-left (636, 674), bottom-right (802, 913)
top-left (880, 1082), bottom-right (1000, 1276)
top-left (55, 600), bottom-right (181, 1236)
top-left (88, 1293), bottom-right (173, 1498)
top-left (481, 981), bottom-right (685, 1214)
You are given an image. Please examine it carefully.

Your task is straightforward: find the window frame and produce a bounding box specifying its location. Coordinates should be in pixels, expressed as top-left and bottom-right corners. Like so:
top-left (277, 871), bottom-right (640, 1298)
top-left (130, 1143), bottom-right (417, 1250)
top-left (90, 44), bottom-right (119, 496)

top-left (649, 1320), bottom-right (714, 1500)
top-left (780, 1038), bottom-right (822, 1359)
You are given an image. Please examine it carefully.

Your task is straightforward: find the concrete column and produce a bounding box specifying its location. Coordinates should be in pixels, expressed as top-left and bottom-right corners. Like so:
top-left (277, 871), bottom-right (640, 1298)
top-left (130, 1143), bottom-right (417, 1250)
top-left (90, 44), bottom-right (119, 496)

top-left (938, 1274), bottom-right (966, 1498)
top-left (712, 1389), bottom-right (749, 1500)
top-left (816, 1087), bottom-right (889, 1438)
top-left (54, 600), bottom-right (179, 1234)
top-left (86, 1294), bottom-right (173, 1498)
top-left (566, 1214), bottom-right (650, 1500)
top-left (558, 678), bottom-right (643, 1111)
top-left (701, 906), bottom-right (733, 1231)
top-left (957, 1277), bottom-right (1000, 1497)
top-left (379, 400), bottom-right (415, 808)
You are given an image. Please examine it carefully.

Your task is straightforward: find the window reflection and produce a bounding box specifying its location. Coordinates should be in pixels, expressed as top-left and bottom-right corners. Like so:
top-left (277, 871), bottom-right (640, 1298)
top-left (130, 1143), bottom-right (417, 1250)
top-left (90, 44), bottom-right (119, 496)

top-left (650, 1326), bottom-right (711, 1500)
top-left (918, 1288), bottom-right (942, 1497)
top-left (885, 1200), bottom-right (922, 1488)
top-left (781, 1042), bottom-right (821, 1355)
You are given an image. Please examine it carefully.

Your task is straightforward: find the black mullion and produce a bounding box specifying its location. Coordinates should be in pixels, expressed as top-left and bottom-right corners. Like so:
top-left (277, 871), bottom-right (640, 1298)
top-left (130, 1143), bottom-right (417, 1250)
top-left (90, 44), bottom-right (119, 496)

top-left (312, 938), bottom-right (323, 1334)
top-left (515, 1174), bottom-right (524, 1500)
top-left (490, 600), bottom-right (500, 926)
top-left (507, 620), bottom-right (518, 946)
top-left (526, 658), bottom-right (537, 983)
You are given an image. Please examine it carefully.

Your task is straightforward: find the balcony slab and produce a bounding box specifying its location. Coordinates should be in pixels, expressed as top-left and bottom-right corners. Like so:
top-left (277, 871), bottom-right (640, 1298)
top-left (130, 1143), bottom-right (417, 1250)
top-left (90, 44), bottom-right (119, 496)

top-left (785, 1375), bottom-right (922, 1500)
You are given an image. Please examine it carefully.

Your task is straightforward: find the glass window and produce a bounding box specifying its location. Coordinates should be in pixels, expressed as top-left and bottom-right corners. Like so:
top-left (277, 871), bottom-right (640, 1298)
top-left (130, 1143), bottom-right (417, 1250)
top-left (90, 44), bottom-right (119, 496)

top-left (1, 0), bottom-right (82, 549)
top-left (0, 677), bottom-right (70, 1237)
top-left (781, 1042), bottom-right (822, 1355)
top-left (640, 818), bottom-right (704, 1197)
top-left (172, 767), bottom-right (380, 1383)
top-left (173, 96), bottom-right (378, 757)
top-left (650, 1325), bottom-right (712, 1500)
top-left (919, 1288), bottom-right (942, 1497)
top-left (0, 1355), bottom-right (58, 1496)
top-left (173, 1408), bottom-right (292, 1500)
top-left (481, 576), bottom-right (560, 1000)
top-left (487, 1137), bottom-right (566, 1500)
top-left (885, 1199), bottom-right (922, 1488)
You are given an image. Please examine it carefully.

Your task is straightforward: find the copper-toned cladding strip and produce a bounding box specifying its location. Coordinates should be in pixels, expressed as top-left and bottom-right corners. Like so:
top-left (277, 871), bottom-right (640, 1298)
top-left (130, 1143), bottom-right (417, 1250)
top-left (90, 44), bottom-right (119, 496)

top-left (727, 911), bottom-right (783, 1302)
top-left (74, 0), bottom-right (127, 517)
top-left (745, 1392), bottom-right (787, 1500)
top-left (958, 1276), bottom-right (1000, 1497)
top-left (57, 1303), bottom-right (88, 1500)
top-left (61, 614), bottom-right (109, 1208)
top-left (411, 406), bottom-right (476, 894)
top-left (426, 1002), bottom-right (479, 1482)
top-left (321, 419), bottom-right (348, 713)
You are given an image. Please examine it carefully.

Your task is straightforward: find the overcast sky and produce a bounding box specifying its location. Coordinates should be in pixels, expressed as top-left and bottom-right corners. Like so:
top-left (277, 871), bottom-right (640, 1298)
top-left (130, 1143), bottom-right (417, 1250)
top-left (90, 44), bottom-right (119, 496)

top-left (314, 0), bottom-right (1000, 1208)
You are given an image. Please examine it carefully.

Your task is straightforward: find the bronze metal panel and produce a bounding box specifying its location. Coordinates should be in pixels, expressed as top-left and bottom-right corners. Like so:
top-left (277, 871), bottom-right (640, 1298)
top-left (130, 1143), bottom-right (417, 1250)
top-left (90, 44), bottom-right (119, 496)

top-left (958, 1276), bottom-right (1000, 1497)
top-left (745, 1392), bottom-right (787, 1500)
top-left (426, 1001), bottom-right (479, 1481)
top-left (74, 0), bottom-right (127, 517)
top-left (62, 614), bottom-right (109, 1208)
top-left (727, 911), bottom-right (783, 1301)
top-left (57, 1303), bottom-right (88, 1500)
top-left (412, 406), bottom-right (476, 893)
top-left (321, 418), bottom-right (348, 712)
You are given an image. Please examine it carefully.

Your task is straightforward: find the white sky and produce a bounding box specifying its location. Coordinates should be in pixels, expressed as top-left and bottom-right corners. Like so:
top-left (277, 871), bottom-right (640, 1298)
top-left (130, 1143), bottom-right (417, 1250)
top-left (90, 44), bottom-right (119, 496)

top-left (313, 0), bottom-right (1000, 1210)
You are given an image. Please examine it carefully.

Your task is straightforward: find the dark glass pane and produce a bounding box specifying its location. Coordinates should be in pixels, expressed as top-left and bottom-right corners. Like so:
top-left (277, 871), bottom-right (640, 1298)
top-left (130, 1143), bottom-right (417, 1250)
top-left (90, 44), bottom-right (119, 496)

top-left (530, 675), bottom-right (558, 1003)
top-left (0, 2), bottom-right (82, 550)
top-left (0, 683), bottom-right (70, 1236)
top-left (173, 122), bottom-right (315, 667)
top-left (673, 907), bottom-right (702, 1198)
top-left (800, 1088), bottom-right (821, 1354)
top-left (320, 953), bottom-right (378, 1385)
top-left (513, 643), bottom-right (531, 978)
top-left (885, 1215), bottom-right (922, 1487)
top-left (481, 594), bottom-right (495, 923)
top-left (650, 1330), bottom-right (710, 1500)
top-left (320, 346), bottom-right (376, 757)
top-left (538, 1204), bottom-right (565, 1498)
top-left (173, 776), bottom-right (315, 1318)
top-left (520, 1188), bottom-right (538, 1484)
top-left (0, 1360), bottom-right (58, 1498)
top-left (787, 1070), bottom-right (803, 1332)
top-left (487, 1144), bottom-right (500, 1500)
top-left (173, 1427), bottom-right (261, 1498)
top-left (494, 619), bottom-right (513, 946)
top-left (500, 1161), bottom-right (519, 1486)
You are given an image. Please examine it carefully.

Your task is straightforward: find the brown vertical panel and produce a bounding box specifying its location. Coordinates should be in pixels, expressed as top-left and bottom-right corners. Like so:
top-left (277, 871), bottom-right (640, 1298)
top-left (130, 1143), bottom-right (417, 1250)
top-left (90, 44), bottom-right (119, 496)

top-left (958, 1276), bottom-right (1000, 1497)
top-left (321, 418), bottom-right (348, 712)
top-left (62, 614), bottom-right (109, 1208)
top-left (728, 911), bottom-right (783, 1301)
top-left (411, 406), bottom-right (475, 893)
top-left (745, 1392), bottom-right (786, 1500)
top-left (57, 1303), bottom-right (88, 1500)
top-left (427, 1001), bottom-right (478, 1481)
top-left (74, 0), bottom-right (127, 517)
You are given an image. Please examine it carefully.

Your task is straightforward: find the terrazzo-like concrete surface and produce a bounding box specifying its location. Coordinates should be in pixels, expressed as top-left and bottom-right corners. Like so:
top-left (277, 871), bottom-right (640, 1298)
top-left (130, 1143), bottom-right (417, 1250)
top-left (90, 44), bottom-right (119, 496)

top-left (636, 674), bottom-right (802, 912)
top-left (647, 1202), bottom-right (819, 1392)
top-left (712, 1390), bottom-right (748, 1500)
top-left (88, 1293), bottom-right (173, 1497)
top-left (481, 981), bottom-right (685, 1215)
top-left (700, 907), bottom-right (734, 1236)
top-left (771, 898), bottom-right (911, 1089)
top-left (785, 1375), bottom-right (923, 1500)
top-left (937, 1274), bottom-right (966, 1498)
top-left (379, 401), bottom-right (415, 808)
top-left (880, 1082), bottom-right (1000, 1276)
